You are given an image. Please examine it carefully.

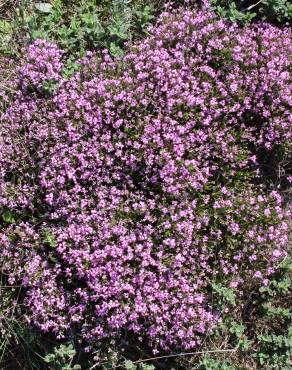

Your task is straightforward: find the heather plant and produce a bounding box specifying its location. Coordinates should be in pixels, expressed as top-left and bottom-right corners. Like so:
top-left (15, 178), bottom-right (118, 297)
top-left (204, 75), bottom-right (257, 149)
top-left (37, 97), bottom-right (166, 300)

top-left (0, 5), bottom-right (291, 369)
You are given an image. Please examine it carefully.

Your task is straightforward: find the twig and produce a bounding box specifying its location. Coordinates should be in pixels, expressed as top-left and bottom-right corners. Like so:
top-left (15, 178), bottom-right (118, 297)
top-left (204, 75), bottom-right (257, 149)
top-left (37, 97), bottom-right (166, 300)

top-left (131, 347), bottom-right (239, 365)
top-left (90, 347), bottom-right (239, 369)
top-left (245, 0), bottom-right (264, 11)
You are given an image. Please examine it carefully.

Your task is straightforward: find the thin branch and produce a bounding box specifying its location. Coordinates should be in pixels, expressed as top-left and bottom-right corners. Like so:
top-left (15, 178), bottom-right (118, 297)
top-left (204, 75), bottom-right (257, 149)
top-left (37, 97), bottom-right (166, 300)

top-left (131, 347), bottom-right (239, 365)
top-left (246, 0), bottom-right (264, 11)
top-left (90, 346), bottom-right (239, 369)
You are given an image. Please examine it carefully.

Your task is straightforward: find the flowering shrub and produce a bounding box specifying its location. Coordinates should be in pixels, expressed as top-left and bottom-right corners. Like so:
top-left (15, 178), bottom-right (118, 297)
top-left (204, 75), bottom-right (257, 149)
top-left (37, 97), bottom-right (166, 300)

top-left (18, 39), bottom-right (64, 94)
top-left (0, 8), bottom-right (291, 352)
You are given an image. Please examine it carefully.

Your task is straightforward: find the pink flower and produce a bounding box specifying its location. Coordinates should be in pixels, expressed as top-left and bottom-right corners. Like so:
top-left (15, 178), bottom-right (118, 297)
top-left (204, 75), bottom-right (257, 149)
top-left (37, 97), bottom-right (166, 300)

top-left (254, 271), bottom-right (262, 279)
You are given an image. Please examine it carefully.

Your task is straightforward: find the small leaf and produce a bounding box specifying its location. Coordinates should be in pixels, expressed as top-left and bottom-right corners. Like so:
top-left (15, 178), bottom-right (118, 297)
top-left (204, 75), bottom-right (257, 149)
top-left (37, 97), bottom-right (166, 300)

top-left (2, 211), bottom-right (16, 224)
top-left (44, 353), bottom-right (55, 363)
top-left (0, 20), bottom-right (13, 34)
top-left (141, 364), bottom-right (155, 370)
top-left (43, 229), bottom-right (57, 248)
top-left (109, 42), bottom-right (124, 57)
top-left (35, 3), bottom-right (53, 13)
top-left (124, 360), bottom-right (137, 370)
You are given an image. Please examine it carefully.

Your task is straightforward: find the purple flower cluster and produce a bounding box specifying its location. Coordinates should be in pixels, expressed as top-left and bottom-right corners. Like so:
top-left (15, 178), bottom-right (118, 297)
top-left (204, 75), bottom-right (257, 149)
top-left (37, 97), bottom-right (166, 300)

top-left (0, 9), bottom-right (291, 351)
top-left (18, 39), bottom-right (64, 93)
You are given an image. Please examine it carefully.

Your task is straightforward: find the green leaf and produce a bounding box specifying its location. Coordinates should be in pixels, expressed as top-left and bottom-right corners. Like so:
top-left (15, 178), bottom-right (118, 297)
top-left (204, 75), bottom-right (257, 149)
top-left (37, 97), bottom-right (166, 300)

top-left (238, 337), bottom-right (252, 351)
top-left (141, 364), bottom-right (155, 370)
top-left (124, 360), bottom-right (137, 370)
top-left (35, 3), bottom-right (53, 13)
top-left (0, 20), bottom-right (13, 34)
top-left (43, 229), bottom-right (57, 248)
top-left (2, 211), bottom-right (16, 224)
top-left (109, 42), bottom-right (124, 57)
top-left (44, 353), bottom-right (55, 363)
top-left (31, 29), bottom-right (49, 40)
top-left (212, 283), bottom-right (236, 306)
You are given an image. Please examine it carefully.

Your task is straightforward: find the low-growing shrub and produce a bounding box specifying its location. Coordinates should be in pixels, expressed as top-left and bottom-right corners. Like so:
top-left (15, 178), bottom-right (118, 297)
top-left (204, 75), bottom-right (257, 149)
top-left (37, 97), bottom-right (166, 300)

top-left (0, 5), bottom-right (291, 361)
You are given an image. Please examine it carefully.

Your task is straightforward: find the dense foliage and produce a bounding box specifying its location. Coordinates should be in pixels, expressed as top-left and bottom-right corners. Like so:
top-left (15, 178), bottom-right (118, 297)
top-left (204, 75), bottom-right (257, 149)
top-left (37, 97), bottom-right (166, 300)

top-left (0, 6), bottom-right (291, 365)
top-left (210, 0), bottom-right (292, 23)
top-left (0, 0), bottom-right (160, 58)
